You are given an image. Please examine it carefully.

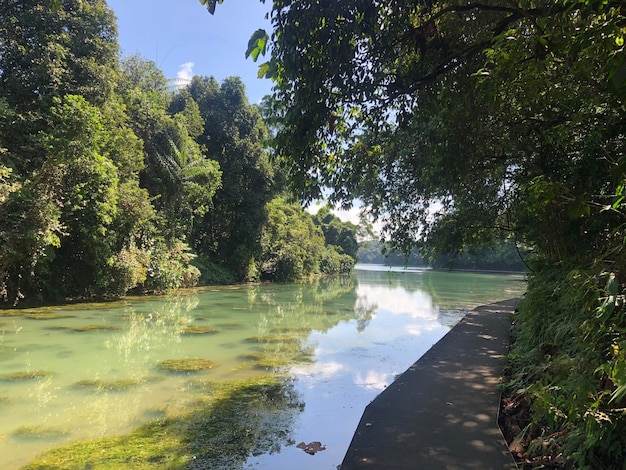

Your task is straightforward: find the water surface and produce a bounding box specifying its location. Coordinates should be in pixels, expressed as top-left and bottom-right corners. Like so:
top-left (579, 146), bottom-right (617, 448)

top-left (0, 266), bottom-right (525, 469)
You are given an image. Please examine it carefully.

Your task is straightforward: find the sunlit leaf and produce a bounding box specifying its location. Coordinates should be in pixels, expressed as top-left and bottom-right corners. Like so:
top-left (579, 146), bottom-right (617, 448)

top-left (246, 29), bottom-right (269, 61)
top-left (198, 0), bottom-right (223, 15)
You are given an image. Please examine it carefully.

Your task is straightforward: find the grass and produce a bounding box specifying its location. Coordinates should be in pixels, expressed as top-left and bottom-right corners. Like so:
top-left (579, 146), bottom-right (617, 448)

top-left (23, 375), bottom-right (303, 469)
top-left (157, 358), bottom-right (219, 372)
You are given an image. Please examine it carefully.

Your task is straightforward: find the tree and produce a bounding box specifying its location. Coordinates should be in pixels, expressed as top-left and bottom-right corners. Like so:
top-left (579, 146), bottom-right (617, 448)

top-left (182, 76), bottom-right (275, 280)
top-left (259, 196), bottom-right (326, 282)
top-left (0, 0), bottom-right (119, 174)
top-left (237, 1), bottom-right (624, 259)
top-left (118, 55), bottom-right (222, 242)
top-left (312, 205), bottom-right (359, 261)
top-left (0, 0), bottom-right (129, 300)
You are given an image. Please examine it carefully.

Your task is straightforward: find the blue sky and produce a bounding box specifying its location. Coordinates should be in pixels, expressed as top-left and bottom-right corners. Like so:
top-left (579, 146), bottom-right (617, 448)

top-left (107, 0), bottom-right (273, 103)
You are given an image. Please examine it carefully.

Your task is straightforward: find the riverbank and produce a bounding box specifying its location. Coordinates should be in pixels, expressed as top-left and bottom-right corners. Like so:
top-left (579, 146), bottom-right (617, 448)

top-left (341, 299), bottom-right (519, 469)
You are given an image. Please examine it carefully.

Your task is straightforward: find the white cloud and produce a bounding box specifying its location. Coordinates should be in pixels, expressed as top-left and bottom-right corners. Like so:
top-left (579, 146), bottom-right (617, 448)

top-left (354, 370), bottom-right (392, 391)
top-left (291, 360), bottom-right (344, 379)
top-left (174, 62), bottom-right (194, 88)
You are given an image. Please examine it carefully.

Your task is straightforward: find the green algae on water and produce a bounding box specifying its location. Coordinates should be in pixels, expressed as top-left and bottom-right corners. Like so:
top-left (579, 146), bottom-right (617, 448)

top-left (181, 325), bottom-right (220, 335)
top-left (0, 370), bottom-right (52, 381)
top-left (244, 335), bottom-right (301, 344)
top-left (72, 378), bottom-right (142, 392)
top-left (158, 358), bottom-right (219, 372)
top-left (22, 375), bottom-right (301, 470)
top-left (238, 352), bottom-right (289, 370)
top-left (271, 326), bottom-right (312, 334)
top-left (12, 425), bottom-right (70, 439)
top-left (73, 324), bottom-right (119, 332)
top-left (24, 313), bottom-right (76, 320)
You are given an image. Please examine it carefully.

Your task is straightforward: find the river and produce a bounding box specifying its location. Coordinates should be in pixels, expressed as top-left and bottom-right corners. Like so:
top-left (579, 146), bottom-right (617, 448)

top-left (0, 265), bottom-right (525, 469)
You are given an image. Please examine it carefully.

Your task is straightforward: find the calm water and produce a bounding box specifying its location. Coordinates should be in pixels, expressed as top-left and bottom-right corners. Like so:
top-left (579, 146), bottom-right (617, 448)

top-left (0, 266), bottom-right (525, 469)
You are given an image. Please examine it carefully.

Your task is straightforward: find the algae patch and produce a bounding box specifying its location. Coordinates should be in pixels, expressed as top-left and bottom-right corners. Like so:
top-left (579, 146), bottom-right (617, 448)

top-left (12, 425), bottom-right (70, 440)
top-left (238, 352), bottom-right (289, 370)
top-left (0, 370), bottom-right (53, 381)
top-left (158, 358), bottom-right (219, 372)
top-left (73, 324), bottom-right (119, 332)
top-left (72, 378), bottom-right (142, 392)
top-left (181, 325), bottom-right (220, 335)
top-left (24, 313), bottom-right (76, 320)
top-left (244, 335), bottom-right (301, 344)
top-left (22, 375), bottom-right (303, 470)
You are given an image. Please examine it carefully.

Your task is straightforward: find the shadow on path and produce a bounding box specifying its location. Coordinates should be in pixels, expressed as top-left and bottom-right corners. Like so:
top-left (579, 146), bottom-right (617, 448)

top-left (341, 299), bottom-right (519, 469)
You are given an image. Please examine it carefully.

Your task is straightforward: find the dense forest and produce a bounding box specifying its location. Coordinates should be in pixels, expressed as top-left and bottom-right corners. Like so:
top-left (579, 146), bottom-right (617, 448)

top-left (218, 0), bottom-right (625, 467)
top-left (0, 0), bottom-right (358, 305)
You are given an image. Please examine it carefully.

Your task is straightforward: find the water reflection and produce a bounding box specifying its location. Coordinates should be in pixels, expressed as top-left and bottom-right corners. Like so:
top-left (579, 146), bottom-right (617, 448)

top-left (0, 267), bottom-right (525, 469)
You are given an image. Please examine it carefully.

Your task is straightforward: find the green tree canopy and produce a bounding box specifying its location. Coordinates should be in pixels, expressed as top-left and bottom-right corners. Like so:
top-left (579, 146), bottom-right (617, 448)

top-left (0, 0), bottom-right (119, 174)
top-left (181, 76), bottom-right (275, 280)
top-left (118, 55), bottom-right (222, 241)
top-left (250, 1), bottom-right (626, 263)
top-left (312, 205), bottom-right (358, 261)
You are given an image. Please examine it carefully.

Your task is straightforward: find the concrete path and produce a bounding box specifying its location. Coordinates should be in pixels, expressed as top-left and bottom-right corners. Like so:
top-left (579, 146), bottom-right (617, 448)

top-left (340, 299), bottom-right (519, 469)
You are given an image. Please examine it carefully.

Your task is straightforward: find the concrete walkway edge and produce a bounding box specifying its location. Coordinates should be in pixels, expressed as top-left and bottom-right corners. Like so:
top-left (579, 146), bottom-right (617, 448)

top-left (340, 299), bottom-right (519, 469)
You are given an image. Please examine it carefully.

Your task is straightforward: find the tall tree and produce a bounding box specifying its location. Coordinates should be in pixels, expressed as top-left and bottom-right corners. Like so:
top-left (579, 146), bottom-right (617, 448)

top-left (181, 76), bottom-right (274, 280)
top-left (118, 55), bottom-right (222, 242)
top-left (0, 0), bottom-right (118, 174)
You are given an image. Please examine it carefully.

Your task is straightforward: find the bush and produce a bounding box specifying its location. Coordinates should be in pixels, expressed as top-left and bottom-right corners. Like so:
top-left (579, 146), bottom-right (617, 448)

top-left (320, 248), bottom-right (355, 275)
top-left (143, 239), bottom-right (199, 292)
top-left (192, 256), bottom-right (236, 286)
top-left (504, 265), bottom-right (626, 467)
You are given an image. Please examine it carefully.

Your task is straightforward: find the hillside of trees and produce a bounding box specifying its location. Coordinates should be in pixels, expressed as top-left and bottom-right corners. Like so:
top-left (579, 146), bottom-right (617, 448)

top-left (359, 238), bottom-right (528, 272)
top-left (226, 0), bottom-right (626, 467)
top-left (0, 0), bottom-right (357, 306)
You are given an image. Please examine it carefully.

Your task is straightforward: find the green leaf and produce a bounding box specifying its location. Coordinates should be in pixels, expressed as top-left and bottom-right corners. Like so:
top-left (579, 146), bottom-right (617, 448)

top-left (198, 0), bottom-right (223, 15)
top-left (567, 194), bottom-right (590, 219)
top-left (257, 62), bottom-right (270, 79)
top-left (245, 29), bottom-right (269, 61)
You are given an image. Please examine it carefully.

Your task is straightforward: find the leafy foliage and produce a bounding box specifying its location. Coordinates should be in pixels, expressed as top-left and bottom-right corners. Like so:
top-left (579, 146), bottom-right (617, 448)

top-left (260, 197), bottom-right (354, 282)
top-left (0, 1), bottom-right (359, 304)
top-left (312, 205), bottom-right (359, 261)
top-left (219, 0), bottom-right (626, 466)
top-left (181, 76), bottom-right (275, 280)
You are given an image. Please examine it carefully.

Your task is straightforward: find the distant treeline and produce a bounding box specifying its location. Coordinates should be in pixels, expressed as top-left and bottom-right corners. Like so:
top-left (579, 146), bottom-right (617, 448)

top-left (358, 238), bottom-right (528, 272)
